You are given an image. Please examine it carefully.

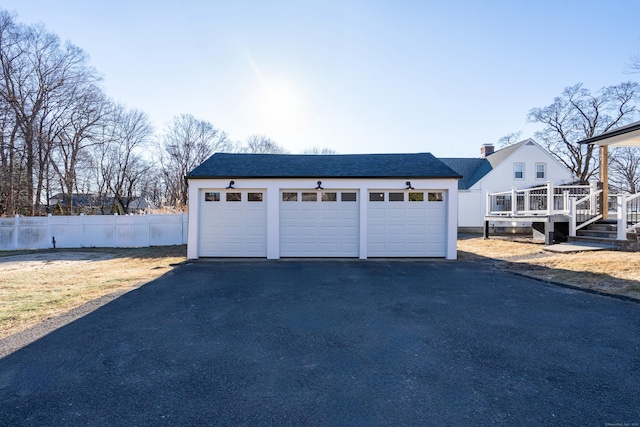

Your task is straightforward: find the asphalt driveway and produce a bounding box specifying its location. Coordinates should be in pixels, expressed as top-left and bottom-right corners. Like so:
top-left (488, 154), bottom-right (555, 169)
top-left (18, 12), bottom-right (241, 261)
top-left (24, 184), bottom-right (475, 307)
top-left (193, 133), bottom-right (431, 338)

top-left (1, 260), bottom-right (639, 426)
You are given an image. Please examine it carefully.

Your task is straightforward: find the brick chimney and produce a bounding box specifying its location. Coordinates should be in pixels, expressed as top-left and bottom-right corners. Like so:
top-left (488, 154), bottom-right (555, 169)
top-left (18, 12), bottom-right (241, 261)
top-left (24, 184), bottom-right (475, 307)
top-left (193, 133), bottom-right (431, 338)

top-left (480, 143), bottom-right (494, 157)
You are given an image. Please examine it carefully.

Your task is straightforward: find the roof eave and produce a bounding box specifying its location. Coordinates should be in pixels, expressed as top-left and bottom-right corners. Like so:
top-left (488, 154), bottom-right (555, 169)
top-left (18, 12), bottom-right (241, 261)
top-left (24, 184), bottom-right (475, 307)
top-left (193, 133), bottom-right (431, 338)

top-left (187, 175), bottom-right (462, 180)
top-left (579, 122), bottom-right (640, 146)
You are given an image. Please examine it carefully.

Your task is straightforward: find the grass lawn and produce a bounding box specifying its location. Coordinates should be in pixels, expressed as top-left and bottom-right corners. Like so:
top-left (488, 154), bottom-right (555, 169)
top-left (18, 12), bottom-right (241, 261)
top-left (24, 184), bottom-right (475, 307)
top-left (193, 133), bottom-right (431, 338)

top-left (458, 236), bottom-right (640, 300)
top-left (0, 246), bottom-right (186, 340)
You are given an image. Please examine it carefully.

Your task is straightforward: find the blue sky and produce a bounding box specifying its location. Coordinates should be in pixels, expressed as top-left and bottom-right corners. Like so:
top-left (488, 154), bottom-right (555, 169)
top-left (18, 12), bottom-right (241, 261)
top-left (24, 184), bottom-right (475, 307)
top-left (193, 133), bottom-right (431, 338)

top-left (2, 0), bottom-right (639, 157)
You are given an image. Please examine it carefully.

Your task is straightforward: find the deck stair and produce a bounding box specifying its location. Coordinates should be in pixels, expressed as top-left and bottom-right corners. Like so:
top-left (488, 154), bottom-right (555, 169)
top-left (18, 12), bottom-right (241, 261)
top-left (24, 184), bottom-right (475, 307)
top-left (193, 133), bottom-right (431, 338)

top-left (569, 219), bottom-right (639, 250)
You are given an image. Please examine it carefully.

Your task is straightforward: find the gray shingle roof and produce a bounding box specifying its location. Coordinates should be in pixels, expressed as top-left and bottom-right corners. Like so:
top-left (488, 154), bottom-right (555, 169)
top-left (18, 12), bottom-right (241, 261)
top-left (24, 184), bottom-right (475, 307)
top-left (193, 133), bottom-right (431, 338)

top-left (441, 140), bottom-right (537, 189)
top-left (485, 140), bottom-right (530, 168)
top-left (188, 153), bottom-right (461, 179)
top-left (439, 158), bottom-right (492, 189)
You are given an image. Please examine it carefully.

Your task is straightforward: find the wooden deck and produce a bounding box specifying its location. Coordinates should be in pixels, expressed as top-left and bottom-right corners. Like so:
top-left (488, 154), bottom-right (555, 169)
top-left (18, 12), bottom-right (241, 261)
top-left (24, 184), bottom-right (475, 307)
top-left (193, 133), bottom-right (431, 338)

top-left (485, 182), bottom-right (640, 246)
top-left (484, 214), bottom-right (571, 245)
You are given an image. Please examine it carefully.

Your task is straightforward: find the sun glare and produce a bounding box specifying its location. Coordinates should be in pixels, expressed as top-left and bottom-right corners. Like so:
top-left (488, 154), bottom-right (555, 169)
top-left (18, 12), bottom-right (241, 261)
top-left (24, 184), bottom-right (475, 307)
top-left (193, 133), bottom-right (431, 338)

top-left (246, 53), bottom-right (305, 139)
top-left (258, 80), bottom-right (302, 129)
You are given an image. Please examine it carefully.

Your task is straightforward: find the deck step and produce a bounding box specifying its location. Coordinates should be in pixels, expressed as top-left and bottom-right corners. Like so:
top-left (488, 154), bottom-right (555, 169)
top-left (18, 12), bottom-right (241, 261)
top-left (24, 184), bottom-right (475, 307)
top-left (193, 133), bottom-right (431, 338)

top-left (567, 235), bottom-right (621, 249)
top-left (577, 229), bottom-right (618, 238)
top-left (584, 223), bottom-right (616, 231)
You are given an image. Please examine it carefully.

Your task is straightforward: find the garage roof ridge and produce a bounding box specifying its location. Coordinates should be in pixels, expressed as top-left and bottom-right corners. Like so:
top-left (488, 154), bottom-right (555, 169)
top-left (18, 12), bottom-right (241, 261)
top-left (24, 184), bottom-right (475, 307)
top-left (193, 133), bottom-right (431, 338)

top-left (188, 152), bottom-right (462, 179)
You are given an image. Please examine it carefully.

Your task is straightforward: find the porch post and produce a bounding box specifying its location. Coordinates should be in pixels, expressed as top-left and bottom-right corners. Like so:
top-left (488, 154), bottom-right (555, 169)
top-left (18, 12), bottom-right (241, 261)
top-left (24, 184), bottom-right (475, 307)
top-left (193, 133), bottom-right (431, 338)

top-left (600, 145), bottom-right (609, 219)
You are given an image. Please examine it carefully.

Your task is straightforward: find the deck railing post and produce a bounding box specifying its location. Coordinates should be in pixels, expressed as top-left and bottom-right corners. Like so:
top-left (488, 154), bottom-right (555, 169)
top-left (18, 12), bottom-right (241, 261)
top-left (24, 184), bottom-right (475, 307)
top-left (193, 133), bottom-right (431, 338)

top-left (511, 187), bottom-right (517, 215)
top-left (546, 181), bottom-right (553, 215)
top-left (563, 191), bottom-right (569, 213)
top-left (617, 194), bottom-right (627, 240)
top-left (569, 198), bottom-right (577, 237)
top-left (589, 180), bottom-right (599, 216)
top-left (486, 191), bottom-right (490, 216)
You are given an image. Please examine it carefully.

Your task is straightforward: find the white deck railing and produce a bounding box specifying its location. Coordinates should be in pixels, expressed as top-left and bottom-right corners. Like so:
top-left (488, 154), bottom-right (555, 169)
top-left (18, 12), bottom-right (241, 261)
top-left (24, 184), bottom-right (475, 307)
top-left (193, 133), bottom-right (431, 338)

top-left (486, 182), bottom-right (594, 217)
top-left (568, 189), bottom-right (603, 236)
top-left (487, 182), bottom-right (640, 240)
top-left (616, 193), bottom-right (640, 239)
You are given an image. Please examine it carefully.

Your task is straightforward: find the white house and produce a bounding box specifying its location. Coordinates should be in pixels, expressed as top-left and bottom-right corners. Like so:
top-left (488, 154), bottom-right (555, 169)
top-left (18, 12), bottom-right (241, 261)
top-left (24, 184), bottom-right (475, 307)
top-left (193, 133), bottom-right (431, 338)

top-left (186, 153), bottom-right (460, 260)
top-left (440, 139), bottom-right (575, 231)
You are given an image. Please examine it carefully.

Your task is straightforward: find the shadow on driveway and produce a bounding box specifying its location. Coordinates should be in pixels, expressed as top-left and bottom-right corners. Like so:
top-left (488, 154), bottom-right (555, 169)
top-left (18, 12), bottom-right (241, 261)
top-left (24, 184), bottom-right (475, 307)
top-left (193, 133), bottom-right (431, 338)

top-left (1, 260), bottom-right (639, 425)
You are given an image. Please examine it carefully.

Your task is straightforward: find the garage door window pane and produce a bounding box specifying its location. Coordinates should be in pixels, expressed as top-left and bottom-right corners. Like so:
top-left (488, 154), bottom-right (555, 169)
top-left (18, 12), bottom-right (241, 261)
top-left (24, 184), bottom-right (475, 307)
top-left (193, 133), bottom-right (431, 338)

top-left (341, 192), bottom-right (357, 202)
top-left (322, 192), bottom-right (337, 202)
top-left (369, 192), bottom-right (384, 201)
top-left (205, 192), bottom-right (220, 202)
top-left (302, 192), bottom-right (317, 202)
top-left (408, 192), bottom-right (424, 202)
top-left (428, 192), bottom-right (443, 202)
top-left (248, 192), bottom-right (263, 202)
top-left (282, 192), bottom-right (297, 201)
top-left (226, 192), bottom-right (241, 202)
top-left (389, 192), bottom-right (404, 202)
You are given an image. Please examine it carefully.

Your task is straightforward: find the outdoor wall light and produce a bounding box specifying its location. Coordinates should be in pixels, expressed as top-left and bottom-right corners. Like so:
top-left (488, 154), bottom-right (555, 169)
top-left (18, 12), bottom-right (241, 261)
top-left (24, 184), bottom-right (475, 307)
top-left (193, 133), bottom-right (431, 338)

top-left (226, 180), bottom-right (235, 189)
top-left (315, 180), bottom-right (324, 190)
top-left (405, 181), bottom-right (414, 190)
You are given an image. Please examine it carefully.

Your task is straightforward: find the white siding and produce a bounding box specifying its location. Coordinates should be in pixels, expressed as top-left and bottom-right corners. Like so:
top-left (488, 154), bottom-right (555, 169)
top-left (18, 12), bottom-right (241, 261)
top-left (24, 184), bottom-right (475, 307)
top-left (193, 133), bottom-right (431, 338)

top-left (459, 142), bottom-right (574, 227)
top-left (187, 178), bottom-right (459, 260)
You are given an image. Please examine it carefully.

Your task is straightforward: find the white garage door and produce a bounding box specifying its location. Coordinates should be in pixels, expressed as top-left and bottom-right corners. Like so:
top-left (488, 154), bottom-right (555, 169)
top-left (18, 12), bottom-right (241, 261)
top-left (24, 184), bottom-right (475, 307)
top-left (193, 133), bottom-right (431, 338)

top-left (199, 189), bottom-right (267, 257)
top-left (367, 190), bottom-right (446, 257)
top-left (280, 190), bottom-right (359, 257)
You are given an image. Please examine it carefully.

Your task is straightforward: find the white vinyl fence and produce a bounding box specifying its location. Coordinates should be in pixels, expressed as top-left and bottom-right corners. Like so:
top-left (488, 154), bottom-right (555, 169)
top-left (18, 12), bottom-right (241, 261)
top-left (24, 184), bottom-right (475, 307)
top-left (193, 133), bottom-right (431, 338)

top-left (0, 214), bottom-right (188, 251)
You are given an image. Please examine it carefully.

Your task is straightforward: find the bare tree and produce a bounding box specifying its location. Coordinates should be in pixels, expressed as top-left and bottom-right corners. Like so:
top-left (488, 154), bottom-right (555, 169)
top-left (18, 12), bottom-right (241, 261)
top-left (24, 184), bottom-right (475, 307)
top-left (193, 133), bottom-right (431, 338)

top-left (0, 90), bottom-right (20, 215)
top-left (528, 82), bottom-right (639, 183)
top-left (496, 131), bottom-right (523, 148)
top-left (302, 146), bottom-right (337, 154)
top-left (159, 114), bottom-right (232, 209)
top-left (97, 106), bottom-right (154, 213)
top-left (626, 51), bottom-right (640, 74)
top-left (0, 10), bottom-right (103, 214)
top-left (49, 85), bottom-right (108, 214)
top-left (609, 147), bottom-right (640, 194)
top-left (241, 134), bottom-right (288, 154)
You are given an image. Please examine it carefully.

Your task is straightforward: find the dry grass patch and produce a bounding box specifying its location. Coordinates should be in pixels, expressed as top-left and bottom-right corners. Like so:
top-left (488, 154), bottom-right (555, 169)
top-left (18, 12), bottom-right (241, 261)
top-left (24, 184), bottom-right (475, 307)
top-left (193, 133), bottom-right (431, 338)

top-left (458, 237), bottom-right (640, 300)
top-left (0, 246), bottom-right (186, 339)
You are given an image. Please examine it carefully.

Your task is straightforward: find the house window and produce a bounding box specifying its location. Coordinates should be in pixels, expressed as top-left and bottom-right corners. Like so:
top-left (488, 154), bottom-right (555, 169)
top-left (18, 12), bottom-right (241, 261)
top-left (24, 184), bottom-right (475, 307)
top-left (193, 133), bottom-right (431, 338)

top-left (341, 192), bottom-right (357, 202)
top-left (428, 192), bottom-right (443, 202)
top-left (369, 192), bottom-right (384, 202)
top-left (389, 192), bottom-right (404, 202)
top-left (514, 163), bottom-right (524, 180)
top-left (408, 192), bottom-right (424, 202)
top-left (248, 192), bottom-right (263, 202)
top-left (226, 192), bottom-right (241, 202)
top-left (322, 192), bottom-right (337, 202)
top-left (204, 192), bottom-right (220, 202)
top-left (536, 163), bottom-right (546, 180)
top-left (282, 192), bottom-right (297, 201)
top-left (302, 192), bottom-right (317, 202)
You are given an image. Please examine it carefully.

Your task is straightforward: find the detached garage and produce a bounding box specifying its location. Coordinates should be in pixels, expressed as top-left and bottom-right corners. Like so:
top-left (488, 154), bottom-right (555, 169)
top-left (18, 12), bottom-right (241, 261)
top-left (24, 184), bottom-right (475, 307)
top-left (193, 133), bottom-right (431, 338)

top-left (186, 153), bottom-right (460, 260)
